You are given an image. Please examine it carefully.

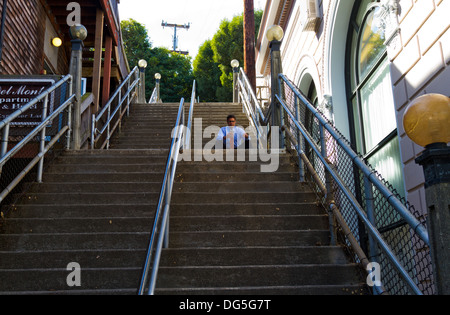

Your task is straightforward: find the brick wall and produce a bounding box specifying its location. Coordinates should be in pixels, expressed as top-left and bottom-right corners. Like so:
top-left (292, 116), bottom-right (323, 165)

top-left (391, 0), bottom-right (449, 217)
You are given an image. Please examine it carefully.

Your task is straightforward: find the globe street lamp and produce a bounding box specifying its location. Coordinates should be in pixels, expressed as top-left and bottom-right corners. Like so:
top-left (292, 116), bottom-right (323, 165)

top-left (403, 93), bottom-right (450, 295)
top-left (138, 59), bottom-right (147, 103)
top-left (231, 59), bottom-right (240, 103)
top-left (155, 73), bottom-right (161, 103)
top-left (68, 24), bottom-right (88, 150)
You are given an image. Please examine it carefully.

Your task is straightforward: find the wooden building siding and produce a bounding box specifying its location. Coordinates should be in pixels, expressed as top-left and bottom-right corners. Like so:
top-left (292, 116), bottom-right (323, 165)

top-left (0, 0), bottom-right (69, 75)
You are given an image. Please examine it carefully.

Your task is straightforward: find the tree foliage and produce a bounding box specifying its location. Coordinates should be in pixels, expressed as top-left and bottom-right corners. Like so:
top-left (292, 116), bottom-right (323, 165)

top-left (193, 10), bottom-right (263, 102)
top-left (121, 19), bottom-right (194, 102)
top-left (193, 40), bottom-right (221, 102)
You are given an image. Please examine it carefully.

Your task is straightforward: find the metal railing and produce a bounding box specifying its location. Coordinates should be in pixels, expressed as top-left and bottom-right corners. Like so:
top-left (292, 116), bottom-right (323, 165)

top-left (234, 69), bottom-right (433, 294)
top-left (276, 74), bottom-right (433, 295)
top-left (90, 66), bottom-right (140, 149)
top-left (0, 75), bottom-right (74, 205)
top-left (148, 87), bottom-right (158, 104)
top-left (237, 68), bottom-right (267, 149)
top-left (138, 81), bottom-right (196, 295)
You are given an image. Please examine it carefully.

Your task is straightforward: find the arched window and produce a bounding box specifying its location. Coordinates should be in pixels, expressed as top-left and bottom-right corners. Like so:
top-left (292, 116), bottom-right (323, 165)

top-left (346, 0), bottom-right (405, 197)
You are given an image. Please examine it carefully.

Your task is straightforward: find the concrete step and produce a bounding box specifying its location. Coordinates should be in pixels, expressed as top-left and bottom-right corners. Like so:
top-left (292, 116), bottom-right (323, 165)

top-left (6, 202), bottom-right (321, 219)
top-left (1, 214), bottom-right (326, 234)
top-left (0, 268), bottom-right (143, 293)
top-left (155, 264), bottom-right (363, 289)
top-left (12, 191), bottom-right (315, 205)
top-left (0, 249), bottom-right (147, 270)
top-left (155, 284), bottom-right (368, 295)
top-left (0, 232), bottom-right (150, 251)
top-left (5, 204), bottom-right (155, 219)
top-left (1, 217), bottom-right (155, 234)
top-left (159, 246), bottom-right (350, 267)
top-left (167, 230), bottom-right (330, 247)
top-left (26, 181), bottom-right (305, 194)
top-left (43, 172), bottom-right (165, 183)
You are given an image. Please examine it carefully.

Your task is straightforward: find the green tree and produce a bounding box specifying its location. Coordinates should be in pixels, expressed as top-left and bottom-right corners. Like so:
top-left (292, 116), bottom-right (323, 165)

top-left (148, 47), bottom-right (194, 103)
top-left (193, 10), bottom-right (263, 102)
top-left (121, 19), bottom-right (152, 70)
top-left (121, 19), bottom-right (194, 102)
top-left (193, 40), bottom-right (221, 102)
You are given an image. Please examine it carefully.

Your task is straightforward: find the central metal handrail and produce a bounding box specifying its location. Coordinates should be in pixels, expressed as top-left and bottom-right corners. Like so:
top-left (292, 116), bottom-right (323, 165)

top-left (148, 87), bottom-right (158, 104)
top-left (237, 68), bottom-right (267, 149)
top-left (138, 81), bottom-right (196, 295)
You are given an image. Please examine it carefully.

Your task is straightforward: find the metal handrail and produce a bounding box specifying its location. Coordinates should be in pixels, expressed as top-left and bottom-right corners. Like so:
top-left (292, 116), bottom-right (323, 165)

top-left (148, 87), bottom-right (158, 104)
top-left (279, 74), bottom-right (429, 244)
top-left (0, 75), bottom-right (74, 203)
top-left (138, 81), bottom-right (196, 295)
top-left (91, 66), bottom-right (140, 149)
top-left (236, 69), bottom-right (267, 149)
top-left (276, 73), bottom-right (430, 295)
top-left (184, 80), bottom-right (196, 150)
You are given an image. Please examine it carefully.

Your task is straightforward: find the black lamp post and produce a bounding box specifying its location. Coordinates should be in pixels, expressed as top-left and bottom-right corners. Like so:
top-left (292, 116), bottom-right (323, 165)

top-left (403, 93), bottom-right (450, 295)
top-left (266, 25), bottom-right (285, 149)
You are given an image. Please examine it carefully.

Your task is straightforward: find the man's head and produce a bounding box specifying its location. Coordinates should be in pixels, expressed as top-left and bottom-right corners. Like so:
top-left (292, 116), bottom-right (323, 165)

top-left (227, 115), bottom-right (236, 127)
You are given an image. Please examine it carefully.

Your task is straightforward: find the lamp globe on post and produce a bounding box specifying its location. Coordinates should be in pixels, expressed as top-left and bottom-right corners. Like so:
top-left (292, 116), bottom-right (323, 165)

top-left (155, 73), bottom-right (161, 103)
top-left (403, 93), bottom-right (450, 295)
top-left (138, 60), bottom-right (147, 103)
top-left (231, 59), bottom-right (240, 103)
top-left (68, 24), bottom-right (88, 150)
top-left (266, 25), bottom-right (284, 148)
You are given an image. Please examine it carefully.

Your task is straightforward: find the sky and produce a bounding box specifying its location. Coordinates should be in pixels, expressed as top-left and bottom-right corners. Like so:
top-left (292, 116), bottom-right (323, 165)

top-left (118, 0), bottom-right (265, 61)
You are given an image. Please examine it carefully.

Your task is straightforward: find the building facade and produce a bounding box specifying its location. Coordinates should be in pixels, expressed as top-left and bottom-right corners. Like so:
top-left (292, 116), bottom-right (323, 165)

top-left (256, 0), bottom-right (449, 220)
top-left (0, 0), bottom-right (130, 146)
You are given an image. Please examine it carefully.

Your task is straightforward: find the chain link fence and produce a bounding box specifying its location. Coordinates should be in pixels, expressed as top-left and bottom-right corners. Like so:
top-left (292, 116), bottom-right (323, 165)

top-left (0, 75), bottom-right (73, 220)
top-left (279, 75), bottom-right (434, 295)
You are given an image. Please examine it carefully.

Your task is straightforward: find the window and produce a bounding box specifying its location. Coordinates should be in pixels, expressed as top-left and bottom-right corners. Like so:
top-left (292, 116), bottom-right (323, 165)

top-left (347, 0), bottom-right (405, 197)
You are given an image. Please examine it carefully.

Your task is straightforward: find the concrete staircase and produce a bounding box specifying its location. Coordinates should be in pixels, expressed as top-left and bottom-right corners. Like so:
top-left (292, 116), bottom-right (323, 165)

top-left (153, 103), bottom-right (367, 295)
top-left (0, 103), bottom-right (178, 294)
top-left (0, 102), bottom-right (367, 295)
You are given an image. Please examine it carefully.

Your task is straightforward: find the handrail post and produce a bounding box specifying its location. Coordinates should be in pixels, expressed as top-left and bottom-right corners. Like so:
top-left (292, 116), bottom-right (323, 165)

top-left (106, 105), bottom-right (111, 149)
top-left (363, 175), bottom-right (382, 295)
top-left (320, 124), bottom-right (336, 245)
top-left (66, 76), bottom-right (73, 150)
top-left (294, 97), bottom-right (305, 182)
top-left (90, 114), bottom-right (95, 149)
top-left (37, 94), bottom-right (49, 183)
top-left (1, 124), bottom-right (10, 160)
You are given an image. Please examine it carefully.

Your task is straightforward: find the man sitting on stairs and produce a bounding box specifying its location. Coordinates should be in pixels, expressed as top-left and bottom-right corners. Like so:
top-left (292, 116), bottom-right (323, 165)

top-left (217, 115), bottom-right (250, 149)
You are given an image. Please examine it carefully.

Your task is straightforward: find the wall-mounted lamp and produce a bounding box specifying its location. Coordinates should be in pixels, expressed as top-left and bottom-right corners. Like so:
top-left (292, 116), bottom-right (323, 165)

top-left (51, 37), bottom-right (63, 47)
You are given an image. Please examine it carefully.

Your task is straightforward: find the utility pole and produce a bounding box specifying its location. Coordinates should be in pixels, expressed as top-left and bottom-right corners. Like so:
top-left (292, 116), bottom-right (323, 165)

top-left (162, 21), bottom-right (190, 55)
top-left (243, 0), bottom-right (256, 91)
